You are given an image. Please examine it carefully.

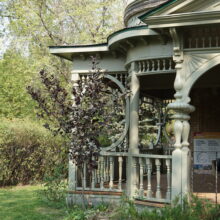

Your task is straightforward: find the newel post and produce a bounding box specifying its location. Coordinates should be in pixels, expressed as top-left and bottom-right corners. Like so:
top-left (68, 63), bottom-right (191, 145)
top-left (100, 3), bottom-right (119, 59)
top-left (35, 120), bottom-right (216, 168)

top-left (68, 72), bottom-right (80, 191)
top-left (168, 28), bottom-right (195, 204)
top-left (126, 62), bottom-right (140, 198)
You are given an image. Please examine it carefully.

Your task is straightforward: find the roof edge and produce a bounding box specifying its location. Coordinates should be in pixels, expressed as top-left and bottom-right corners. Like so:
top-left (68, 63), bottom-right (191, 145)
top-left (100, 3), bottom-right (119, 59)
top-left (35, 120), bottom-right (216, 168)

top-left (139, 0), bottom-right (179, 21)
top-left (49, 43), bottom-right (108, 50)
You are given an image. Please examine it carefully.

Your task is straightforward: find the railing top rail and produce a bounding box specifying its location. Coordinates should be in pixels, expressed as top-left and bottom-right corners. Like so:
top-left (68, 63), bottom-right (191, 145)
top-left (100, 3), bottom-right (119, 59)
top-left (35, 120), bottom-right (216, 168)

top-left (100, 152), bottom-right (129, 157)
top-left (100, 151), bottom-right (172, 159)
top-left (133, 154), bottom-right (172, 159)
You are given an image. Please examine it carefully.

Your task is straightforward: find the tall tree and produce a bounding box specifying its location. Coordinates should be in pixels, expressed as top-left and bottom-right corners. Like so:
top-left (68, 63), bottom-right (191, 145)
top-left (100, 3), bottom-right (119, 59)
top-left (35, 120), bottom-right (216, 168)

top-left (0, 0), bottom-right (125, 118)
top-left (0, 49), bottom-right (37, 118)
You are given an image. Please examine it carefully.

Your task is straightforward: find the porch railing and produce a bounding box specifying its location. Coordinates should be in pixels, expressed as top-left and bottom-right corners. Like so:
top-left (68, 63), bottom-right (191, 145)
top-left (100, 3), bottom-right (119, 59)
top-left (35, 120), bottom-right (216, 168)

top-left (76, 152), bottom-right (127, 192)
top-left (74, 152), bottom-right (172, 203)
top-left (133, 154), bottom-right (172, 203)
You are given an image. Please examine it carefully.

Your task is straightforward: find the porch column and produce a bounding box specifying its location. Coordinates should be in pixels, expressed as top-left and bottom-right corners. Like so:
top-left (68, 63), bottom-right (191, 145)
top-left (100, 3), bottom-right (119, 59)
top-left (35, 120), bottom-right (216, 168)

top-left (126, 62), bottom-right (140, 198)
top-left (168, 101), bottom-right (194, 203)
top-left (68, 72), bottom-right (80, 191)
top-left (168, 27), bottom-right (195, 204)
top-left (167, 58), bottom-right (195, 203)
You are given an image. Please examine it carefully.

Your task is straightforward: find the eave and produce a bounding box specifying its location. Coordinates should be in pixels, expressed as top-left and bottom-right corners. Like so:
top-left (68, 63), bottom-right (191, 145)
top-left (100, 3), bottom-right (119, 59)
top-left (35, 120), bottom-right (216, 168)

top-left (107, 26), bottom-right (157, 49)
top-left (49, 44), bottom-right (108, 61)
top-left (49, 26), bottom-right (158, 61)
top-left (142, 11), bottom-right (220, 28)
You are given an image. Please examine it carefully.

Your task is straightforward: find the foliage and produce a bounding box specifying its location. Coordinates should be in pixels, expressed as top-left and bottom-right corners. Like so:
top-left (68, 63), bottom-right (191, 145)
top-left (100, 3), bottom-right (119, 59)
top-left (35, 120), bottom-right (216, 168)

top-left (27, 58), bottom-right (127, 168)
top-left (110, 196), bottom-right (220, 220)
top-left (3, 0), bottom-right (125, 46)
top-left (0, 118), bottom-right (68, 186)
top-left (1, 0), bottom-right (126, 83)
top-left (0, 0), bottom-right (126, 121)
top-left (41, 165), bottom-right (67, 202)
top-left (0, 50), bottom-right (37, 118)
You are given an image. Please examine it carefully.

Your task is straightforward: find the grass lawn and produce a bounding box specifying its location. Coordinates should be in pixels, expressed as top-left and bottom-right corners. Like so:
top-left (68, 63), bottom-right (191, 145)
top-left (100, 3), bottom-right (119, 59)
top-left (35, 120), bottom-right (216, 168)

top-left (0, 185), bottom-right (67, 220)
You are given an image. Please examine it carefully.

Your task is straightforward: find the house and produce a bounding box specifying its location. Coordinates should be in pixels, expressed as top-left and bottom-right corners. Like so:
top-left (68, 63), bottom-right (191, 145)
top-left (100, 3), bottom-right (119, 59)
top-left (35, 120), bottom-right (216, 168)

top-left (49, 0), bottom-right (220, 207)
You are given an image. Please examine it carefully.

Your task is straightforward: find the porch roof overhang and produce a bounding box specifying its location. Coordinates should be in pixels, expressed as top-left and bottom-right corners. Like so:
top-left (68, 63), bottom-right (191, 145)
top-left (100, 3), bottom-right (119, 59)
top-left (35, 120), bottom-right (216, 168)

top-left (49, 44), bottom-right (108, 61)
top-left (49, 26), bottom-right (158, 61)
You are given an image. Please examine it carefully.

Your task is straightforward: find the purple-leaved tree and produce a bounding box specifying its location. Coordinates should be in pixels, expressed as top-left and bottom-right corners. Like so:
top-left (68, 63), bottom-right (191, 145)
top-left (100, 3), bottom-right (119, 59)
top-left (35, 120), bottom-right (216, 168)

top-left (27, 57), bottom-right (126, 170)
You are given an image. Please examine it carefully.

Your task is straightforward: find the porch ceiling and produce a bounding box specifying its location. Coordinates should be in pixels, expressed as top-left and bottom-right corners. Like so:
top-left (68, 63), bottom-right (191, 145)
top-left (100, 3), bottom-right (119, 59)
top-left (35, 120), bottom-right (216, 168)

top-left (139, 73), bottom-right (175, 99)
top-left (193, 65), bottom-right (220, 89)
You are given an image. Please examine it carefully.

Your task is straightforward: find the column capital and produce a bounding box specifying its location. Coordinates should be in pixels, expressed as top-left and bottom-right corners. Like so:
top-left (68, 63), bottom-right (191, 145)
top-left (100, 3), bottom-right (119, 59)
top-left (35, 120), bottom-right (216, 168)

top-left (168, 101), bottom-right (195, 121)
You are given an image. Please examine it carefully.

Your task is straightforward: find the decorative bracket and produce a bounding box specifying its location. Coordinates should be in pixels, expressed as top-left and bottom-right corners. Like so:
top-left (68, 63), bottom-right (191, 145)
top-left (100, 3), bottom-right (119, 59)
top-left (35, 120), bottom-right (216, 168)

top-left (169, 27), bottom-right (183, 63)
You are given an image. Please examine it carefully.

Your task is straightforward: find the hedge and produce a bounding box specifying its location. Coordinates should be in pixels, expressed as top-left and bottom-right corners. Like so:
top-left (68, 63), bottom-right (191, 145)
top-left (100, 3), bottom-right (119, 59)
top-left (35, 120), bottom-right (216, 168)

top-left (0, 118), bottom-right (68, 186)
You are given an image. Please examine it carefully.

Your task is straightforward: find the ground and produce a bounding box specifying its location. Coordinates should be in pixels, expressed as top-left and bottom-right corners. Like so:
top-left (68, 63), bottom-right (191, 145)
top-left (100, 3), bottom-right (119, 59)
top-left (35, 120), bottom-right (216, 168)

top-left (0, 185), bottom-right (66, 220)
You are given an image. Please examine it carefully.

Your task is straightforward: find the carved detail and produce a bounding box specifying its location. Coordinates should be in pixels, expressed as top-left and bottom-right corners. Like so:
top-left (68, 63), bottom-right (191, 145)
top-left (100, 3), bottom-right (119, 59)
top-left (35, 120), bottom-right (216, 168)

top-left (169, 27), bottom-right (183, 61)
top-left (183, 54), bottom-right (219, 79)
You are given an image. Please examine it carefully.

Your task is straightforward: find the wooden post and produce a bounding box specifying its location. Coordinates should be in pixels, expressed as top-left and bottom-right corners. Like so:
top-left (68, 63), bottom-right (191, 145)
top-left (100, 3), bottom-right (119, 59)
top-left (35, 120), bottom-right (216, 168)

top-left (146, 158), bottom-right (152, 198)
top-left (100, 156), bottom-right (104, 190)
top-left (118, 157), bottom-right (123, 190)
top-left (127, 62), bottom-right (140, 199)
top-left (155, 159), bottom-right (162, 199)
top-left (166, 159), bottom-right (171, 200)
top-left (139, 158), bottom-right (144, 197)
top-left (109, 156), bottom-right (114, 190)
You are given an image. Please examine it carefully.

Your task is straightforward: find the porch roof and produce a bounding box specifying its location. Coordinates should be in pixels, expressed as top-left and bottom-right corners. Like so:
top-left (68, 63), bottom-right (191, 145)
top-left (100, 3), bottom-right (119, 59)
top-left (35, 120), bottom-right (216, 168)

top-left (49, 26), bottom-right (158, 61)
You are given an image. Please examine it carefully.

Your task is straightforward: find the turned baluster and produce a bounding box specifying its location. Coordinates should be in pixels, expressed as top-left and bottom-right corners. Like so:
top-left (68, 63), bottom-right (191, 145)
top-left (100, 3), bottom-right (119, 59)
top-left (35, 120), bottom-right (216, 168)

top-left (120, 74), bottom-right (123, 83)
top-left (157, 59), bottom-right (160, 71)
top-left (138, 61), bottom-right (142, 73)
top-left (91, 173), bottom-right (95, 190)
top-left (133, 157), bottom-right (139, 192)
top-left (81, 75), bottom-right (85, 87)
top-left (85, 75), bottom-right (88, 83)
top-left (94, 169), bottom-right (97, 187)
top-left (146, 158), bottom-right (152, 198)
top-left (142, 61), bottom-right (146, 72)
top-left (109, 156), bottom-right (114, 190)
top-left (152, 60), bottom-right (155, 71)
top-left (118, 157), bottom-right (123, 190)
top-left (103, 156), bottom-right (107, 182)
top-left (100, 156), bottom-right (104, 189)
top-left (90, 156), bottom-right (95, 189)
top-left (155, 159), bottom-right (162, 199)
top-left (96, 159), bottom-right (100, 184)
top-left (106, 157), bottom-right (110, 181)
top-left (83, 163), bottom-right (86, 189)
top-left (139, 158), bottom-right (144, 197)
top-left (166, 159), bottom-right (171, 200)
top-left (163, 59), bottom-right (166, 71)
top-left (146, 60), bottom-right (150, 72)
top-left (169, 59), bottom-right (172, 70)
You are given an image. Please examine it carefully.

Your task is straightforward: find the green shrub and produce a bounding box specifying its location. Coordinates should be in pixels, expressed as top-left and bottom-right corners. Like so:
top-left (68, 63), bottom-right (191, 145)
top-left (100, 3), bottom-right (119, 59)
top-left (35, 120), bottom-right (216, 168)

top-left (0, 118), bottom-right (68, 186)
top-left (41, 164), bottom-right (68, 202)
top-left (110, 196), bottom-right (220, 220)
